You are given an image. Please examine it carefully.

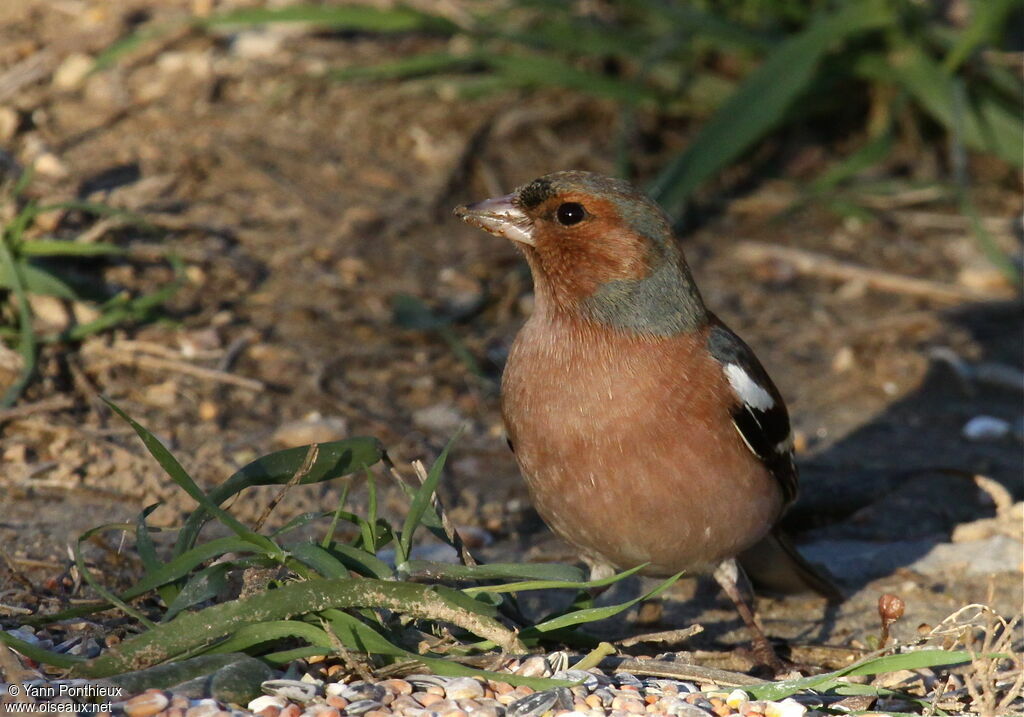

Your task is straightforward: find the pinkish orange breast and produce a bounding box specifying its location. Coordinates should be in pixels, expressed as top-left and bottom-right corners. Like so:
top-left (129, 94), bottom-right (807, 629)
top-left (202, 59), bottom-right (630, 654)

top-left (501, 314), bottom-right (783, 575)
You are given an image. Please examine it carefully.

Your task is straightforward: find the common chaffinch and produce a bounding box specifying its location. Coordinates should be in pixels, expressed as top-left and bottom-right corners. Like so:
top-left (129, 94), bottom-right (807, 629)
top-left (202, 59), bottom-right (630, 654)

top-left (455, 171), bottom-right (839, 667)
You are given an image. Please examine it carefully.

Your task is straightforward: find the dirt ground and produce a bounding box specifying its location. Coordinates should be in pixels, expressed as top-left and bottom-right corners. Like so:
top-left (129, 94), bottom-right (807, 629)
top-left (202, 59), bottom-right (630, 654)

top-left (0, 0), bottom-right (1021, 665)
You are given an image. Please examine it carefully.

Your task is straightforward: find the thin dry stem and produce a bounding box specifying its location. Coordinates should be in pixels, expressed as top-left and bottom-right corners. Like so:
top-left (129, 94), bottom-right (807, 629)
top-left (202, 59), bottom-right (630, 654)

top-left (252, 443), bottom-right (319, 532)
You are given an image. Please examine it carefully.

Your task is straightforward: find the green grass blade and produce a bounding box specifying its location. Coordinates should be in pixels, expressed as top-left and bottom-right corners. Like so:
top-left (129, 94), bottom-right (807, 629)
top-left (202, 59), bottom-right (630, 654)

top-left (162, 563), bottom-right (233, 621)
top-left (0, 231), bottom-right (37, 408)
top-left (522, 571), bottom-right (682, 635)
top-left (0, 258), bottom-right (80, 299)
top-left (811, 132), bottom-right (893, 192)
top-left (103, 397), bottom-right (282, 557)
top-left (200, 4), bottom-right (454, 33)
top-left (330, 52), bottom-right (481, 82)
top-left (404, 560), bottom-right (585, 583)
top-left (887, 47), bottom-right (1023, 166)
top-left (650, 1), bottom-right (893, 212)
top-left (17, 240), bottom-right (125, 257)
top-left (0, 630), bottom-right (85, 669)
top-left (943, 0), bottom-right (1019, 73)
top-left (174, 437), bottom-right (383, 557)
top-left (487, 52), bottom-right (658, 104)
top-left (320, 541), bottom-right (393, 579)
top-left (321, 481), bottom-right (352, 548)
top-left (134, 503), bottom-right (178, 605)
top-left (123, 536), bottom-right (259, 601)
top-left (398, 429), bottom-right (462, 566)
top-left (463, 563), bottom-right (647, 596)
top-left (74, 524), bottom-right (156, 629)
top-left (747, 648), bottom-right (976, 701)
top-left (202, 620), bottom-right (333, 655)
top-left (289, 542), bottom-right (352, 579)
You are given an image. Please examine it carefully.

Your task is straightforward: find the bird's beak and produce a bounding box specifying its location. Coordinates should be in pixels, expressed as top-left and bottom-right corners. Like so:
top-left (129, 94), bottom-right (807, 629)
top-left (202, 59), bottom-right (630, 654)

top-left (454, 194), bottom-right (535, 246)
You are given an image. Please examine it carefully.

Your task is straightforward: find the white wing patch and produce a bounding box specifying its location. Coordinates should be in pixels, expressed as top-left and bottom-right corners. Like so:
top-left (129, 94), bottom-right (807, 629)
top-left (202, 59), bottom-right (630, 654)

top-left (724, 363), bottom-right (775, 411)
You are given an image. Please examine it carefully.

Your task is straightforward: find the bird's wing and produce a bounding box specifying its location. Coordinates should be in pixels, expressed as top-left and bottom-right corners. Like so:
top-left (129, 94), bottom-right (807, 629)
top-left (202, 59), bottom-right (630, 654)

top-left (705, 320), bottom-right (798, 508)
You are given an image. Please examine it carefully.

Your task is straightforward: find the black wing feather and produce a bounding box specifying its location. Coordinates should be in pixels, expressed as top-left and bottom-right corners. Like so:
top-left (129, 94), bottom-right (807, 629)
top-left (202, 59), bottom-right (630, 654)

top-left (707, 320), bottom-right (798, 507)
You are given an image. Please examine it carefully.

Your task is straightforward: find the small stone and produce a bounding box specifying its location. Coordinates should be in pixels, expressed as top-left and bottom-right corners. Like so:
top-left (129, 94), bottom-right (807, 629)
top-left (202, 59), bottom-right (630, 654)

top-left (0, 106), bottom-right (18, 142)
top-left (262, 679), bottom-right (321, 703)
top-left (33, 151), bottom-right (69, 178)
top-left (963, 415), bottom-right (1011, 441)
top-left (53, 53), bottom-right (93, 89)
top-left (325, 696), bottom-right (347, 709)
top-left (344, 700), bottom-right (384, 716)
top-left (445, 677), bottom-right (485, 700)
top-left (726, 689), bottom-right (749, 708)
top-left (381, 679), bottom-right (414, 696)
top-left (272, 413), bottom-right (349, 447)
top-left (416, 692), bottom-right (445, 707)
top-left (185, 700), bottom-right (223, 717)
top-left (231, 30), bottom-right (285, 59)
top-left (764, 698), bottom-right (806, 717)
top-left (412, 403), bottom-right (464, 434)
top-left (280, 706), bottom-right (302, 717)
top-left (342, 683), bottom-right (386, 703)
top-left (197, 400), bottom-right (220, 422)
top-left (507, 689), bottom-right (561, 717)
top-left (124, 690), bottom-right (169, 717)
top-left (249, 696), bottom-right (288, 713)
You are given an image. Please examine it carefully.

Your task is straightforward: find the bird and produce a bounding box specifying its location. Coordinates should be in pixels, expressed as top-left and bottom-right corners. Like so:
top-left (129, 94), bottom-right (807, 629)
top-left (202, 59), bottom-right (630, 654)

top-left (454, 170), bottom-right (839, 668)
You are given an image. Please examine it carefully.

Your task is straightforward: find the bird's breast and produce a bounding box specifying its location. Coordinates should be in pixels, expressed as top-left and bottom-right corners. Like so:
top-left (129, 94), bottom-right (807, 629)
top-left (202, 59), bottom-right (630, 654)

top-left (501, 315), bottom-right (782, 574)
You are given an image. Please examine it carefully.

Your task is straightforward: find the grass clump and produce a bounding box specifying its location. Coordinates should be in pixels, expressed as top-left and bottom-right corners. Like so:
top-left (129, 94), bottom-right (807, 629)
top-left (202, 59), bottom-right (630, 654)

top-left (0, 172), bottom-right (183, 407)
top-left (0, 400), bottom-right (675, 690)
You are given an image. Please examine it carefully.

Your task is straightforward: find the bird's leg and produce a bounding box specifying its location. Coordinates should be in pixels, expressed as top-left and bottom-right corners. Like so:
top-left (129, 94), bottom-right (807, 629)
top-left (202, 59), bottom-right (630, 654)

top-left (712, 559), bottom-right (786, 673)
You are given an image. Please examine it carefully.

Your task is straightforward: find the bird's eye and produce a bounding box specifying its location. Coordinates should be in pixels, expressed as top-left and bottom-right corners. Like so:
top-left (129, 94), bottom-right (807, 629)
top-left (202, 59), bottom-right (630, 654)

top-left (555, 202), bottom-right (586, 226)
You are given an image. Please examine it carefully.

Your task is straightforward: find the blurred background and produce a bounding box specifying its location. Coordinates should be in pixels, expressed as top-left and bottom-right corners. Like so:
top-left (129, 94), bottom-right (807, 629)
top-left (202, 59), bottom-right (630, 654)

top-left (0, 0), bottom-right (1021, 651)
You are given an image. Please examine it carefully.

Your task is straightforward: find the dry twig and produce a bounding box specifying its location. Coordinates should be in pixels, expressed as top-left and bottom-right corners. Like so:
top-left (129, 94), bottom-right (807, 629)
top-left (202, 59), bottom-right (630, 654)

top-left (734, 241), bottom-right (1009, 304)
top-left (83, 342), bottom-right (264, 391)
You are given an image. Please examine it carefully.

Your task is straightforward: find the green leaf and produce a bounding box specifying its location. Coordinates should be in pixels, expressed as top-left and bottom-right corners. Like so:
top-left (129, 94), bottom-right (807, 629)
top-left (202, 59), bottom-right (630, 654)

top-left (747, 648), bottom-right (976, 701)
top-left (201, 620), bottom-right (333, 655)
top-left (320, 542), bottom-right (393, 580)
top-left (650, 0), bottom-right (893, 212)
top-left (330, 52), bottom-right (482, 83)
top-left (486, 52), bottom-right (657, 105)
top-left (943, 0), bottom-right (1020, 73)
top-left (403, 560), bottom-right (585, 583)
top-left (463, 562), bottom-right (647, 596)
top-left (18, 240), bottom-right (125, 257)
top-left (0, 259), bottom-right (81, 299)
top-left (74, 523), bottom-right (156, 629)
top-left (398, 430), bottom-right (462, 566)
top-left (163, 563), bottom-right (233, 621)
top-left (103, 398), bottom-right (283, 558)
top-left (289, 542), bottom-right (352, 579)
top-left (124, 536), bottom-right (262, 601)
top-left (0, 630), bottom-right (85, 669)
top-left (523, 571), bottom-right (682, 635)
top-left (0, 230), bottom-right (36, 408)
top-left (200, 4), bottom-right (454, 34)
top-left (811, 132), bottom-right (893, 192)
top-left (882, 47), bottom-right (1023, 166)
top-left (173, 437), bottom-right (383, 557)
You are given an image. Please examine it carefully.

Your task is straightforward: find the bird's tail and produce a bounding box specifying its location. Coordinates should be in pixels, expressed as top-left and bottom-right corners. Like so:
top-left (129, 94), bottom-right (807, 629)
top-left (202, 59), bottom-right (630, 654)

top-left (739, 528), bottom-right (844, 602)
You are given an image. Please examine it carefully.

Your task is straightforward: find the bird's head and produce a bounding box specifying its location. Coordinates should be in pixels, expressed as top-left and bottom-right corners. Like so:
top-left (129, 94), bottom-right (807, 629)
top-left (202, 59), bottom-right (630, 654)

top-left (455, 170), bottom-right (706, 335)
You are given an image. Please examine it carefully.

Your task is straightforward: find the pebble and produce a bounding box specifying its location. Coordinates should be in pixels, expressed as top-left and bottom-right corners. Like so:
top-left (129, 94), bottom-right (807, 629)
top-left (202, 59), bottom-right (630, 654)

top-left (124, 690), bottom-right (170, 717)
top-left (262, 680), bottom-right (321, 703)
top-left (444, 677), bottom-right (485, 700)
